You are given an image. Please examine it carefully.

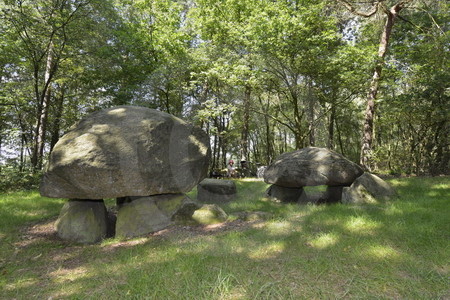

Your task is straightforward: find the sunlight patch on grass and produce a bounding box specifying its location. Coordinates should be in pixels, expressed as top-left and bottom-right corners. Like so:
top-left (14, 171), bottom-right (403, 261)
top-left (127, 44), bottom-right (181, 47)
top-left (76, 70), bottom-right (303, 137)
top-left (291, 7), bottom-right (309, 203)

top-left (309, 232), bottom-right (339, 249)
top-left (239, 177), bottom-right (264, 182)
top-left (5, 277), bottom-right (38, 292)
top-left (366, 245), bottom-right (401, 260)
top-left (248, 241), bottom-right (285, 260)
top-left (101, 237), bottom-right (149, 249)
top-left (265, 220), bottom-right (295, 236)
top-left (50, 266), bottom-right (89, 283)
top-left (344, 216), bottom-right (381, 234)
top-left (384, 205), bottom-right (405, 216)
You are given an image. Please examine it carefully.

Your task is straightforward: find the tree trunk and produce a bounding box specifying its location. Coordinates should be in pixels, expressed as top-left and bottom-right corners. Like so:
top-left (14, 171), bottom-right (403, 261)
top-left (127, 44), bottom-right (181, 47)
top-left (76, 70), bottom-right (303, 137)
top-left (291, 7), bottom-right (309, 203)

top-left (240, 86), bottom-right (251, 162)
top-left (31, 42), bottom-right (55, 171)
top-left (328, 104), bottom-right (336, 150)
top-left (360, 3), bottom-right (405, 171)
top-left (307, 80), bottom-right (316, 147)
top-left (50, 86), bottom-right (65, 151)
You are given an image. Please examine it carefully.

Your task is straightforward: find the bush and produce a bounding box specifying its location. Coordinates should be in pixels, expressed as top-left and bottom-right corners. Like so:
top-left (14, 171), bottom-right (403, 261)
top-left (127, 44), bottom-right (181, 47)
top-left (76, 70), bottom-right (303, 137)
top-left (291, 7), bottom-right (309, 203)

top-left (0, 168), bottom-right (41, 191)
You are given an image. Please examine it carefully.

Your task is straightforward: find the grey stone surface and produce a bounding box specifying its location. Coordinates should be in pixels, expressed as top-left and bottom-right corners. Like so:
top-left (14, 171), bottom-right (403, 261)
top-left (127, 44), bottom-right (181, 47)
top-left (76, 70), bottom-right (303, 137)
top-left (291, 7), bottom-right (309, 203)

top-left (40, 106), bottom-right (210, 199)
top-left (342, 173), bottom-right (397, 204)
top-left (55, 200), bottom-right (108, 244)
top-left (115, 194), bottom-right (196, 238)
top-left (297, 188), bottom-right (325, 204)
top-left (342, 184), bottom-right (375, 204)
top-left (325, 186), bottom-right (344, 203)
top-left (264, 147), bottom-right (363, 187)
top-left (197, 178), bottom-right (237, 203)
top-left (265, 184), bottom-right (303, 203)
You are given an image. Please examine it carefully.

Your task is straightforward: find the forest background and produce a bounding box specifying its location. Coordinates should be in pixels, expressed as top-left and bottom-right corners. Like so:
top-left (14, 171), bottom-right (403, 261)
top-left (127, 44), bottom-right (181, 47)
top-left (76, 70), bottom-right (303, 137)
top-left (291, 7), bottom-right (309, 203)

top-left (0, 0), bottom-right (448, 190)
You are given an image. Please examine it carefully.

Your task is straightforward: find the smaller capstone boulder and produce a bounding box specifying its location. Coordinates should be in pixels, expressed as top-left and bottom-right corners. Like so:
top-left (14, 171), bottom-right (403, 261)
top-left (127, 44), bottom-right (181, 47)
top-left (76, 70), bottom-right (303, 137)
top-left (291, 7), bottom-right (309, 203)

top-left (264, 147), bottom-right (363, 187)
top-left (197, 178), bottom-right (237, 203)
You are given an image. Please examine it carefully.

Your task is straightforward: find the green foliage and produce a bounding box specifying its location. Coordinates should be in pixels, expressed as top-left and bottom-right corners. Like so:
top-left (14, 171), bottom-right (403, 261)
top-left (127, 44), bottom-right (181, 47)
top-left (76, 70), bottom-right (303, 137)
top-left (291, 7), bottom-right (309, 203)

top-left (0, 167), bottom-right (41, 191)
top-left (0, 0), bottom-right (448, 175)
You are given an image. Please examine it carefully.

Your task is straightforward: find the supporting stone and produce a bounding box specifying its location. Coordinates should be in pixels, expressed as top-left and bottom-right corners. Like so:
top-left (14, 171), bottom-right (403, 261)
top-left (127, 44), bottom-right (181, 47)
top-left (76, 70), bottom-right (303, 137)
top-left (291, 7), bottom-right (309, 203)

top-left (341, 172), bottom-right (397, 204)
top-left (115, 194), bottom-right (197, 239)
top-left (324, 186), bottom-right (344, 203)
top-left (55, 199), bottom-right (108, 244)
top-left (265, 184), bottom-right (303, 203)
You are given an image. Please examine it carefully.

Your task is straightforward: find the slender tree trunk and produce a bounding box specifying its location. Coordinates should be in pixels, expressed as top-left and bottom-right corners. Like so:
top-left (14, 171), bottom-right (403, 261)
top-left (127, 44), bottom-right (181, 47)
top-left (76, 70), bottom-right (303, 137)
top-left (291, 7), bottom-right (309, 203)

top-left (360, 3), bottom-right (406, 170)
top-left (32, 42), bottom-right (55, 171)
top-left (20, 135), bottom-right (25, 172)
top-left (328, 104), bottom-right (336, 150)
top-left (307, 80), bottom-right (316, 147)
top-left (292, 95), bottom-right (304, 150)
top-left (212, 134), bottom-right (218, 170)
top-left (221, 114), bottom-right (230, 168)
top-left (240, 86), bottom-right (251, 162)
top-left (0, 134), bottom-right (2, 173)
top-left (336, 118), bottom-right (345, 156)
top-left (50, 86), bottom-right (65, 151)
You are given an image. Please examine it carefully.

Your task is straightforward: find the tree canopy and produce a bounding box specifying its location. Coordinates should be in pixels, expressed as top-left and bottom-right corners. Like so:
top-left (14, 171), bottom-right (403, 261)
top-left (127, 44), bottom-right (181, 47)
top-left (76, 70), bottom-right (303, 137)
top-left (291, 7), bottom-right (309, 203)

top-left (0, 0), bottom-right (448, 188)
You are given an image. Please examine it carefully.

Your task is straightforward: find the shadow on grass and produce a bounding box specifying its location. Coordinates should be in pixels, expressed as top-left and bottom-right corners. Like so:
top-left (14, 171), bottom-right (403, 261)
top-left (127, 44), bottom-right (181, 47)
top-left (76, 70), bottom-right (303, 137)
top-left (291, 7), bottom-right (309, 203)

top-left (1, 177), bottom-right (449, 299)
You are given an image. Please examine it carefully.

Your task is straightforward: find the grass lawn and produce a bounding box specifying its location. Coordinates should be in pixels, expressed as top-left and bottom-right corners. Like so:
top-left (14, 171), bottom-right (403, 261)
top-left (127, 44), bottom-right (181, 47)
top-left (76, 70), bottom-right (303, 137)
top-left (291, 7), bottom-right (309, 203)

top-left (0, 176), bottom-right (449, 299)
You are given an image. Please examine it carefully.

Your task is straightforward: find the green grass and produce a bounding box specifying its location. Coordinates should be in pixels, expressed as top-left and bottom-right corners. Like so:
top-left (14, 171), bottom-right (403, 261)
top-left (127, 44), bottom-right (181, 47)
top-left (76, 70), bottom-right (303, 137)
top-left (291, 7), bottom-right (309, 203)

top-left (0, 177), bottom-right (449, 299)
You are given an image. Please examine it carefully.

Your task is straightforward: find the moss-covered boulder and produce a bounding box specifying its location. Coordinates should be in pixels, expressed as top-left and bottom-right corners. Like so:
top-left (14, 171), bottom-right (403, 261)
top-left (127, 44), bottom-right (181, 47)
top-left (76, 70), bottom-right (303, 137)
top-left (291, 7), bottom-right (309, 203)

top-left (192, 204), bottom-right (228, 225)
top-left (55, 200), bottom-right (108, 244)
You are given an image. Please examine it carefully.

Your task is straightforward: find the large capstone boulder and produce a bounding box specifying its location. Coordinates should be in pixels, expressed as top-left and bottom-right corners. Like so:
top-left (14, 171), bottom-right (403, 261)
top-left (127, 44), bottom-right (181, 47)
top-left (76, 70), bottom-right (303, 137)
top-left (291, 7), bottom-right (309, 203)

top-left (116, 194), bottom-right (199, 238)
top-left (55, 200), bottom-right (108, 244)
top-left (342, 173), bottom-right (397, 204)
top-left (264, 147), bottom-right (363, 187)
top-left (197, 178), bottom-right (237, 203)
top-left (40, 106), bottom-right (210, 199)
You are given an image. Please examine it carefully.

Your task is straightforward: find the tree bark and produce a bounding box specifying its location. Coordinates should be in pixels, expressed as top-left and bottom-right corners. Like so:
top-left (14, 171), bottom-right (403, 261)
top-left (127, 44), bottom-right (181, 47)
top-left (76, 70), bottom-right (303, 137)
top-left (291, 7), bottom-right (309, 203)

top-left (50, 86), bottom-right (65, 151)
top-left (307, 80), bottom-right (315, 147)
top-left (328, 104), bottom-right (336, 150)
top-left (31, 42), bottom-right (55, 171)
top-left (240, 86), bottom-right (251, 162)
top-left (360, 3), bottom-right (407, 171)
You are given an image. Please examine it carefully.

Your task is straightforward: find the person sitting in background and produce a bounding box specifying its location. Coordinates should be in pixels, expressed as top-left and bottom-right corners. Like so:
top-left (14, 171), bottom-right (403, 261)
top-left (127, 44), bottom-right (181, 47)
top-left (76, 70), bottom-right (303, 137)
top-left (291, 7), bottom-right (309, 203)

top-left (227, 159), bottom-right (236, 178)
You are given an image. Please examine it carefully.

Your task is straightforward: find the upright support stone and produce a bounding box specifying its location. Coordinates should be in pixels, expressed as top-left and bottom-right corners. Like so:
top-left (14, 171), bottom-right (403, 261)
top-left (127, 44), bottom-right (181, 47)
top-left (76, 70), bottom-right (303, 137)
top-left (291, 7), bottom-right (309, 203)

top-left (325, 186), bottom-right (344, 203)
top-left (265, 184), bottom-right (303, 203)
top-left (116, 194), bottom-right (198, 239)
top-left (55, 200), bottom-right (108, 244)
